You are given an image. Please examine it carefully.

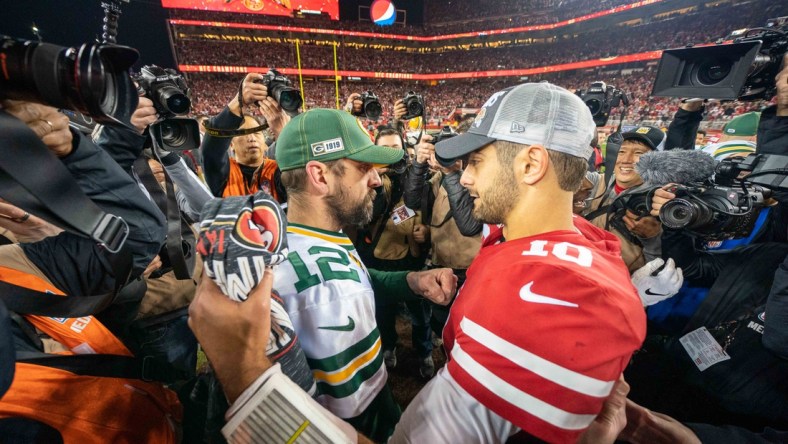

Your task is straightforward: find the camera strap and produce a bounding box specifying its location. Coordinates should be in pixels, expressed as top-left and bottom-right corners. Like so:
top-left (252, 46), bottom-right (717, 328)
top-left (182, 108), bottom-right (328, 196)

top-left (0, 111), bottom-right (133, 317)
top-left (133, 155), bottom-right (194, 280)
top-left (201, 78), bottom-right (268, 138)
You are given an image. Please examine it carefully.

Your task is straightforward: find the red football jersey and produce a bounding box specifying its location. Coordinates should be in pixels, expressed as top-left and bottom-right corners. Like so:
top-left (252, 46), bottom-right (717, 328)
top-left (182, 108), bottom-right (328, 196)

top-left (444, 217), bottom-right (646, 443)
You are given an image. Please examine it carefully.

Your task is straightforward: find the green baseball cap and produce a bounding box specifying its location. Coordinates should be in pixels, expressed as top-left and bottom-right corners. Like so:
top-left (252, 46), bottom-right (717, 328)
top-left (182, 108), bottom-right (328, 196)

top-left (276, 109), bottom-right (404, 171)
top-left (723, 112), bottom-right (760, 136)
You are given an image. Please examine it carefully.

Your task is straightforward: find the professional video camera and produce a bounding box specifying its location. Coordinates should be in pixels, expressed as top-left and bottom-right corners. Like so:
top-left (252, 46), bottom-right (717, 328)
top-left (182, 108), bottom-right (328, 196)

top-left (353, 91), bottom-right (382, 121)
top-left (133, 65), bottom-right (200, 151)
top-left (402, 91), bottom-right (425, 120)
top-left (658, 183), bottom-right (769, 240)
top-left (255, 69), bottom-right (302, 115)
top-left (575, 81), bottom-right (629, 127)
top-left (652, 16), bottom-right (788, 101)
top-left (612, 152), bottom-right (788, 241)
top-left (0, 35), bottom-right (138, 128)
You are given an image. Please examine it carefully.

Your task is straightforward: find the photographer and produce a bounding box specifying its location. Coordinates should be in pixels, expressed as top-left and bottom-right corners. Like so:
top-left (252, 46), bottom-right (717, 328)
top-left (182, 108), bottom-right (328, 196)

top-left (201, 73), bottom-right (288, 201)
top-left (586, 126), bottom-right (665, 272)
top-left (0, 101), bottom-right (180, 442)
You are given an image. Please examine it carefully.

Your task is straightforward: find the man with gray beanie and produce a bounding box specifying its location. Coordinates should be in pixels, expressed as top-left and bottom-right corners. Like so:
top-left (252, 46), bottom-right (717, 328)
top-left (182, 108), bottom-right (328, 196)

top-left (186, 84), bottom-right (646, 443)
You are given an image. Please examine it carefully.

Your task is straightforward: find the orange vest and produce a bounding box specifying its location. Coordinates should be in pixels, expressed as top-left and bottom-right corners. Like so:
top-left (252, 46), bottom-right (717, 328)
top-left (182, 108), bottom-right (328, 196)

top-left (223, 157), bottom-right (281, 202)
top-left (0, 266), bottom-right (182, 443)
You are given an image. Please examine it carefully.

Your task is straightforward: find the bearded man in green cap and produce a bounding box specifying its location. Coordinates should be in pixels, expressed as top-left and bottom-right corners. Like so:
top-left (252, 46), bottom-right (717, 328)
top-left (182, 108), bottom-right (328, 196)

top-left (272, 108), bottom-right (457, 442)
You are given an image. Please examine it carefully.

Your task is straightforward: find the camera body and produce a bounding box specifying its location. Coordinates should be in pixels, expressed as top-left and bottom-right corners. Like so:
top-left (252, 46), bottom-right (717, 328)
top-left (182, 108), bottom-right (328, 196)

top-left (575, 81), bottom-right (629, 127)
top-left (134, 65), bottom-right (191, 117)
top-left (659, 183), bottom-right (769, 240)
top-left (716, 153), bottom-right (788, 191)
top-left (431, 125), bottom-right (458, 144)
top-left (353, 91), bottom-right (383, 121)
top-left (256, 69), bottom-right (302, 115)
top-left (402, 91), bottom-right (425, 120)
top-left (652, 16), bottom-right (788, 101)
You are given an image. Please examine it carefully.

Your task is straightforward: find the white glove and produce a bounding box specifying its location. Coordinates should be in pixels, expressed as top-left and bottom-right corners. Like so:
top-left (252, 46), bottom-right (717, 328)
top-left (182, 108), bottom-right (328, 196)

top-left (631, 258), bottom-right (683, 306)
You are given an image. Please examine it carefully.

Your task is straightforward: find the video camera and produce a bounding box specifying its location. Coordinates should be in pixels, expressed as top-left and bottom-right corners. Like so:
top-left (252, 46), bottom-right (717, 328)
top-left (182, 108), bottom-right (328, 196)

top-left (611, 153), bottom-right (788, 241)
top-left (352, 91), bottom-right (383, 121)
top-left (575, 82), bottom-right (629, 127)
top-left (254, 68), bottom-right (302, 115)
top-left (652, 16), bottom-right (788, 101)
top-left (0, 35), bottom-right (138, 129)
top-left (134, 65), bottom-right (200, 151)
top-left (402, 91), bottom-right (425, 120)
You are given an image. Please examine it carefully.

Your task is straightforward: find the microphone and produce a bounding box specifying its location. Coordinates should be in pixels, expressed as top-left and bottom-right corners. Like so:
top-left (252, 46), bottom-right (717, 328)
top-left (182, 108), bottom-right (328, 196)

top-left (635, 149), bottom-right (717, 186)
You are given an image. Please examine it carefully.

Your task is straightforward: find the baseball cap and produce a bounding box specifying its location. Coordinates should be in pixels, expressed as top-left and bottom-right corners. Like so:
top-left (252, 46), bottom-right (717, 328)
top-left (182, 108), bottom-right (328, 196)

top-left (276, 109), bottom-right (404, 171)
top-left (621, 126), bottom-right (666, 151)
top-left (435, 82), bottom-right (596, 166)
top-left (722, 112), bottom-right (760, 136)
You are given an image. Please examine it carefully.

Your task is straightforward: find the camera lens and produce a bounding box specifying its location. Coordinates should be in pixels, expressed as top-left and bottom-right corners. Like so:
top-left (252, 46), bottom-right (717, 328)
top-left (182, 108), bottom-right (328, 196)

top-left (274, 87), bottom-right (303, 113)
top-left (407, 100), bottom-right (423, 117)
top-left (697, 59), bottom-right (732, 86)
top-left (660, 198), bottom-right (717, 229)
top-left (158, 120), bottom-right (187, 148)
top-left (585, 98), bottom-right (602, 116)
top-left (365, 100), bottom-right (382, 120)
top-left (157, 85), bottom-right (191, 115)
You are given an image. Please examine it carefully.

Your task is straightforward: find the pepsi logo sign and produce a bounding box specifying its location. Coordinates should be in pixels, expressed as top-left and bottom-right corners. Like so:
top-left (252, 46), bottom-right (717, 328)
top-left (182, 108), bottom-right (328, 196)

top-left (370, 0), bottom-right (396, 26)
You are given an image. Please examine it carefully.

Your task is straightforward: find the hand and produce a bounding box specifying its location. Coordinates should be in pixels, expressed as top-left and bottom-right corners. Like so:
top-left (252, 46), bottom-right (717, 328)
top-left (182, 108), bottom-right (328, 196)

top-left (0, 199), bottom-right (63, 243)
top-left (650, 186), bottom-right (677, 217)
top-left (621, 399), bottom-right (701, 444)
top-left (143, 255), bottom-right (162, 279)
top-left (414, 134), bottom-right (435, 164)
top-left (393, 99), bottom-right (407, 120)
top-left (412, 224), bottom-right (429, 243)
top-left (258, 97), bottom-right (290, 138)
top-left (131, 96), bottom-right (158, 134)
top-left (438, 158), bottom-right (462, 174)
top-left (776, 54), bottom-right (788, 117)
top-left (406, 268), bottom-right (457, 305)
top-left (1, 100), bottom-right (73, 157)
top-left (622, 210), bottom-right (661, 239)
top-left (577, 377), bottom-right (630, 444)
top-left (631, 258), bottom-right (683, 306)
top-left (230, 73), bottom-right (268, 116)
top-left (188, 267), bottom-right (274, 404)
top-left (344, 93), bottom-right (363, 114)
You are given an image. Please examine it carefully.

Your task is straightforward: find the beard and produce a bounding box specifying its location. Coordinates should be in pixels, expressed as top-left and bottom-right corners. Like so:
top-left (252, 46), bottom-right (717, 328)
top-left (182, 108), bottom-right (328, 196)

top-left (471, 168), bottom-right (519, 225)
top-left (326, 186), bottom-right (376, 228)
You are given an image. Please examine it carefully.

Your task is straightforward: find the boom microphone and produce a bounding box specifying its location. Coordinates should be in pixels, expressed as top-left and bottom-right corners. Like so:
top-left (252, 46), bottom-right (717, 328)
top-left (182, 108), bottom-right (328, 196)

top-left (636, 149), bottom-right (717, 186)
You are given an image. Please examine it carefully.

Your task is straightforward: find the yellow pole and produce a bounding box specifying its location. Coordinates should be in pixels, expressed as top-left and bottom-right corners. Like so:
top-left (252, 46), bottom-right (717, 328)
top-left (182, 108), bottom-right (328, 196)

top-left (333, 42), bottom-right (340, 109)
top-left (295, 39), bottom-right (306, 111)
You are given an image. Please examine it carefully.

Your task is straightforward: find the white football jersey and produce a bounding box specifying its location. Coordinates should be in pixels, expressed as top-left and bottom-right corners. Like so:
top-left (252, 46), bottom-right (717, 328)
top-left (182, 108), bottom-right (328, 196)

top-left (274, 223), bottom-right (387, 419)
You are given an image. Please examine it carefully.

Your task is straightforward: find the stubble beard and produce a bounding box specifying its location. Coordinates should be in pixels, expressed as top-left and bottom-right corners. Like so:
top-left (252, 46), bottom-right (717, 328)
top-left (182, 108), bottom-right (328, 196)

top-left (471, 168), bottom-right (519, 225)
top-left (327, 187), bottom-right (376, 228)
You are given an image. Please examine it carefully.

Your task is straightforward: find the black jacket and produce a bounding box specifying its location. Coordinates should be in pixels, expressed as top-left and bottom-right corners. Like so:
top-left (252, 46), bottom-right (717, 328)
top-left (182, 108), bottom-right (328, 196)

top-left (23, 130), bottom-right (166, 284)
top-left (756, 105), bottom-right (788, 156)
top-left (665, 107), bottom-right (704, 151)
top-left (402, 161), bottom-right (481, 236)
top-left (201, 106), bottom-right (243, 197)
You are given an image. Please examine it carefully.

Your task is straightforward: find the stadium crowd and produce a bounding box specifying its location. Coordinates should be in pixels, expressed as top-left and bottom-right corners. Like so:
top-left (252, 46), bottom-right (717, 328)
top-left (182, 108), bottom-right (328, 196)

top-left (2, 0), bottom-right (788, 442)
top-left (173, 0), bottom-right (780, 72)
top-left (187, 69), bottom-right (764, 126)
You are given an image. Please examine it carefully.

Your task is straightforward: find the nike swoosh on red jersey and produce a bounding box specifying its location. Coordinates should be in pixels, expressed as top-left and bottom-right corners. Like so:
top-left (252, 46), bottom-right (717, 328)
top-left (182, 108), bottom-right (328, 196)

top-left (519, 282), bottom-right (579, 308)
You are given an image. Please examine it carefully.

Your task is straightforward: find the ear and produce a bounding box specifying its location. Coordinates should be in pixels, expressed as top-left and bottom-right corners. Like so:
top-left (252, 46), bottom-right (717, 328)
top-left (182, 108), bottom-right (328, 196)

top-left (304, 161), bottom-right (330, 195)
top-left (518, 144), bottom-right (550, 185)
